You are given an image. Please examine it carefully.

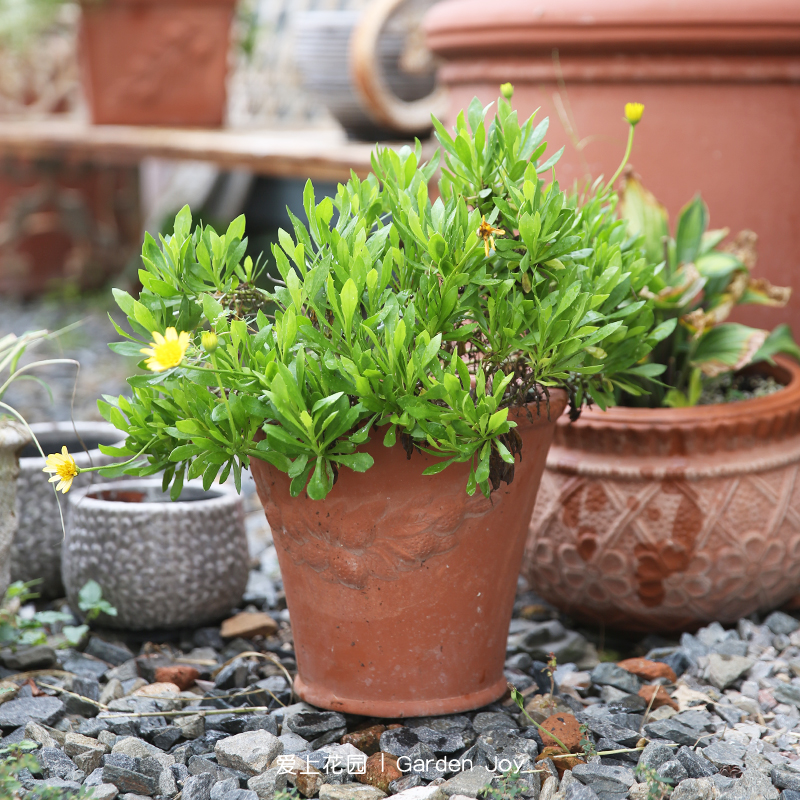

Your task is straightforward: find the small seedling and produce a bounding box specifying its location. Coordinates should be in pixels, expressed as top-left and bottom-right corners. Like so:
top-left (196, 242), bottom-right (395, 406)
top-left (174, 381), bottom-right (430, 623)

top-left (635, 763), bottom-right (673, 799)
top-left (579, 723), bottom-right (597, 758)
top-left (482, 768), bottom-right (528, 800)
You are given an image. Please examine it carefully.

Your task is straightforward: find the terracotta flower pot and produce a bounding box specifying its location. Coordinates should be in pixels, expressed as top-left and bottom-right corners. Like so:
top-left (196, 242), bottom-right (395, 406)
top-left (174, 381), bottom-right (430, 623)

top-left (249, 395), bottom-right (567, 717)
top-left (79, 0), bottom-right (236, 126)
top-left (424, 0), bottom-right (800, 333)
top-left (526, 356), bottom-right (800, 633)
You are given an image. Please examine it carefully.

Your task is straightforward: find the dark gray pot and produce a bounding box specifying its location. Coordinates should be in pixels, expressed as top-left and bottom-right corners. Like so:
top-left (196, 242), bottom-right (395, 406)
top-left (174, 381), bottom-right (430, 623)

top-left (63, 479), bottom-right (248, 630)
top-left (13, 421), bottom-right (124, 598)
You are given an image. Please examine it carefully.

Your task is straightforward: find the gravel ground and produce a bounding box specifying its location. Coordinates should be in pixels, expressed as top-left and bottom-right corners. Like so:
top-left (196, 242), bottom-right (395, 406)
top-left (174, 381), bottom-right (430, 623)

top-left (6, 297), bottom-right (800, 799)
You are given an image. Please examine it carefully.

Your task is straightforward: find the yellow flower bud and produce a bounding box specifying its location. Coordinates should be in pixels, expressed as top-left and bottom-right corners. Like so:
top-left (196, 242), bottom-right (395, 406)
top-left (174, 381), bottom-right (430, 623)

top-left (500, 82), bottom-right (514, 100)
top-left (624, 102), bottom-right (644, 126)
top-left (201, 331), bottom-right (219, 353)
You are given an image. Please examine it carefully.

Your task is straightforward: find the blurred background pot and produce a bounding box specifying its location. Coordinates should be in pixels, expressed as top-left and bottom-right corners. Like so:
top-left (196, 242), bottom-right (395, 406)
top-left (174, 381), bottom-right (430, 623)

top-left (12, 421), bottom-right (124, 599)
top-left (424, 0), bottom-right (800, 332)
top-left (63, 479), bottom-right (248, 629)
top-left (0, 420), bottom-right (31, 598)
top-left (526, 356), bottom-right (800, 633)
top-left (79, 0), bottom-right (237, 126)
top-left (295, 0), bottom-right (446, 140)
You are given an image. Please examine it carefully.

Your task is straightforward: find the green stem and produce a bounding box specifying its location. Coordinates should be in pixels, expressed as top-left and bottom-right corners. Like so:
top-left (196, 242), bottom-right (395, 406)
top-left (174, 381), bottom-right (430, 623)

top-left (211, 351), bottom-right (238, 444)
top-left (607, 124), bottom-right (635, 189)
top-left (510, 687), bottom-right (571, 755)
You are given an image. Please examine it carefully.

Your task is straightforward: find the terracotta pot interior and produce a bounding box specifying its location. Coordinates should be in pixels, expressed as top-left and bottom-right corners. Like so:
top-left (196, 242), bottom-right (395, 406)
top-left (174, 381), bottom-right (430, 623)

top-left (20, 432), bottom-right (121, 460)
top-left (740, 358), bottom-right (791, 387)
top-left (86, 486), bottom-right (219, 504)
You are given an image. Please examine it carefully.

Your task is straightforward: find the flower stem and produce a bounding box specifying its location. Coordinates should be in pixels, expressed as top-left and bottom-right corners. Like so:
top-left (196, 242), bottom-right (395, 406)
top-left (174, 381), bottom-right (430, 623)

top-left (607, 125), bottom-right (636, 189)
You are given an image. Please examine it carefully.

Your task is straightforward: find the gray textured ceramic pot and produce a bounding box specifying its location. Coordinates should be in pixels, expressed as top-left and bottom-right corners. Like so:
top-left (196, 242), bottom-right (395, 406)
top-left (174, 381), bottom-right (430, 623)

top-left (63, 479), bottom-right (248, 630)
top-left (0, 419), bottom-right (31, 598)
top-left (13, 422), bottom-right (124, 598)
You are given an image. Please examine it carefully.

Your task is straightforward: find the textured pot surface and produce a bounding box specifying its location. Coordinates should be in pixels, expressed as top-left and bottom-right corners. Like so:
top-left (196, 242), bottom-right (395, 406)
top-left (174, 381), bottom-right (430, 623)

top-left (250, 393), bottom-right (567, 717)
top-left (13, 422), bottom-right (124, 598)
top-left (79, 0), bottom-right (236, 126)
top-left (63, 479), bottom-right (248, 629)
top-left (526, 356), bottom-right (800, 632)
top-left (0, 419), bottom-right (31, 598)
top-left (424, 0), bottom-right (800, 333)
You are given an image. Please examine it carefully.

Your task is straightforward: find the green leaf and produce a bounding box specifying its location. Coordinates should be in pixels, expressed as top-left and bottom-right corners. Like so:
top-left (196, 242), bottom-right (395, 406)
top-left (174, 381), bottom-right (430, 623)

top-left (695, 251), bottom-right (742, 279)
top-left (428, 233), bottom-right (448, 262)
top-left (675, 194), bottom-right (708, 265)
top-left (333, 453), bottom-right (374, 472)
top-left (751, 323), bottom-right (800, 363)
top-left (693, 323), bottom-right (768, 374)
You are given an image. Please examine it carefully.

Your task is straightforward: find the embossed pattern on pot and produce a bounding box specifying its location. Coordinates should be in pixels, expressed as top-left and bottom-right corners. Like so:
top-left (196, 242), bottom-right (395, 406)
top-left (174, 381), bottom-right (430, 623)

top-left (526, 356), bottom-right (800, 632)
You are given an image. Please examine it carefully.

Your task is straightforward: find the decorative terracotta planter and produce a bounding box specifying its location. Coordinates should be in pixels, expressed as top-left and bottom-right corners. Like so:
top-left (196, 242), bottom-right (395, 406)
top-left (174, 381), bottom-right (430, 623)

top-left (250, 395), bottom-right (567, 717)
top-left (526, 356), bottom-right (800, 633)
top-left (12, 422), bottom-right (124, 599)
top-left (79, 0), bottom-right (236, 126)
top-left (0, 420), bottom-right (31, 598)
top-left (424, 0), bottom-right (800, 332)
top-left (63, 479), bottom-right (248, 629)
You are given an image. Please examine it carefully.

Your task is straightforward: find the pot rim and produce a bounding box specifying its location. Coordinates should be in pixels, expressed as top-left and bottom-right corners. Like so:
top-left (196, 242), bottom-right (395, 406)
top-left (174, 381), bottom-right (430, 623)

top-left (67, 477), bottom-right (240, 511)
top-left (20, 421), bottom-right (125, 468)
top-left (0, 418), bottom-right (31, 451)
top-left (562, 355), bottom-right (800, 430)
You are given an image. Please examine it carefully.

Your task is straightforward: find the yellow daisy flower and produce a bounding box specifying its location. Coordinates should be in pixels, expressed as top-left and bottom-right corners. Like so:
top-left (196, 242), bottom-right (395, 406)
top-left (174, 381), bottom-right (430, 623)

top-left (43, 446), bottom-right (79, 494)
top-left (624, 102), bottom-right (644, 126)
top-left (141, 327), bottom-right (190, 372)
top-left (477, 216), bottom-right (505, 257)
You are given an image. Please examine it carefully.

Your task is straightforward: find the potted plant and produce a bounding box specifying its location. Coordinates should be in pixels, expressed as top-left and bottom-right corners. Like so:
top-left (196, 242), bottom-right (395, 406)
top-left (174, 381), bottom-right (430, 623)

top-left (527, 174), bottom-right (800, 633)
top-left (89, 92), bottom-right (663, 714)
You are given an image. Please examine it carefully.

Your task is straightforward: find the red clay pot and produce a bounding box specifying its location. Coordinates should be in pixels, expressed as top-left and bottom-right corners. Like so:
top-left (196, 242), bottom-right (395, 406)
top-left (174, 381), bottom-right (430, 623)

top-left (526, 356), bottom-right (800, 633)
top-left (424, 0), bottom-right (800, 333)
top-left (79, 0), bottom-right (236, 126)
top-left (249, 395), bottom-right (567, 717)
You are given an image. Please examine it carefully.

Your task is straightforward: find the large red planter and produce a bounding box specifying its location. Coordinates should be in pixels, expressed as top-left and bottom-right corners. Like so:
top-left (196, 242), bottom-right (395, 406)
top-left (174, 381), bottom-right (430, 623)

top-left (249, 396), bottom-right (566, 717)
top-left (424, 0), bottom-right (800, 333)
top-left (79, 0), bottom-right (236, 126)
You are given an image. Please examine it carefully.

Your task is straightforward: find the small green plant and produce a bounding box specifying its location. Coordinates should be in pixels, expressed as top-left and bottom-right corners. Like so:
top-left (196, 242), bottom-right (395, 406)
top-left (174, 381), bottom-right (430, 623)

top-left (578, 723), bottom-right (597, 759)
top-left (635, 763), bottom-right (673, 799)
top-left (77, 580), bottom-right (117, 623)
top-left (0, 580), bottom-right (116, 652)
top-left (620, 173), bottom-right (800, 408)
top-left (0, 743), bottom-right (94, 799)
top-left (482, 768), bottom-right (528, 800)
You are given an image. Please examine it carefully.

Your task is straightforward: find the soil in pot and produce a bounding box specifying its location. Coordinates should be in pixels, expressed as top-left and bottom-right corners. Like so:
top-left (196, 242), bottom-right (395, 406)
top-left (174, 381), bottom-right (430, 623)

top-left (249, 393), bottom-right (567, 718)
top-left (526, 356), bottom-right (800, 633)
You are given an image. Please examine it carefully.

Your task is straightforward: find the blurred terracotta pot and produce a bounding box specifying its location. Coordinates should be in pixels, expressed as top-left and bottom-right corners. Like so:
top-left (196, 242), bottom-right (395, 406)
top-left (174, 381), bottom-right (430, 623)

top-left (526, 356), bottom-right (800, 633)
top-left (79, 0), bottom-right (236, 126)
top-left (424, 0), bottom-right (800, 333)
top-left (250, 395), bottom-right (566, 717)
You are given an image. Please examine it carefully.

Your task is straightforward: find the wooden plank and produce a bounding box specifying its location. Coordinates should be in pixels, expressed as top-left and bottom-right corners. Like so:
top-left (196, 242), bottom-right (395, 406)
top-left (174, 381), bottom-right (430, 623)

top-left (0, 119), bottom-right (401, 182)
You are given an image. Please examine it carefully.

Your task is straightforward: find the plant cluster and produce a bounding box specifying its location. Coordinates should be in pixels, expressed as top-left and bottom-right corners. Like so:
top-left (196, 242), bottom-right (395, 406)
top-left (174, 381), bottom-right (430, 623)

top-left (1, 742), bottom-right (94, 799)
top-left (0, 580), bottom-right (115, 651)
top-left (620, 174), bottom-right (799, 407)
top-left (100, 94), bottom-right (665, 500)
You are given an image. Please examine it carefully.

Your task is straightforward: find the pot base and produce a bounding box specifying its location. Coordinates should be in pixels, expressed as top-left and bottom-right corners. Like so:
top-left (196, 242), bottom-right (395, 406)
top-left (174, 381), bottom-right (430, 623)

top-left (293, 673), bottom-right (509, 718)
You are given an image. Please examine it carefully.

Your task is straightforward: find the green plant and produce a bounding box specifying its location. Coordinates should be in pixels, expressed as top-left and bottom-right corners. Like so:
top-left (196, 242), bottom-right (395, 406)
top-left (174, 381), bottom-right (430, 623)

top-left (482, 768), bottom-right (528, 800)
top-left (634, 762), bottom-right (673, 799)
top-left (0, 580), bottom-right (116, 651)
top-left (1, 742), bottom-right (94, 799)
top-left (99, 91), bottom-right (662, 501)
top-left (620, 173), bottom-right (800, 407)
top-left (578, 723), bottom-right (597, 758)
top-left (77, 579), bottom-right (117, 622)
